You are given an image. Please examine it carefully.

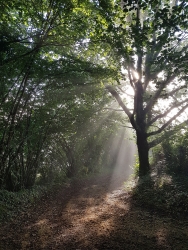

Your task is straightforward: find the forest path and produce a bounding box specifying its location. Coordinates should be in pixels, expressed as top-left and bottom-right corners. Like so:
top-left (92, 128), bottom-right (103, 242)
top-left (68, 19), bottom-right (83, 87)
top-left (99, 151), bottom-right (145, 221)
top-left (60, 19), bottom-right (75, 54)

top-left (1, 172), bottom-right (188, 250)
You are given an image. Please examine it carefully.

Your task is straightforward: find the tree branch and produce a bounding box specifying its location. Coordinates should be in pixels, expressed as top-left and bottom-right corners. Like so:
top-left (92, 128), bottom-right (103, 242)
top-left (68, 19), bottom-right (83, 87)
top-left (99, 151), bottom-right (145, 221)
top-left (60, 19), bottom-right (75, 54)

top-left (144, 75), bottom-right (176, 115)
top-left (106, 86), bottom-right (132, 118)
top-left (128, 66), bottom-right (135, 89)
top-left (103, 108), bottom-right (124, 112)
top-left (106, 85), bottom-right (137, 129)
top-left (147, 97), bottom-right (188, 127)
top-left (149, 120), bottom-right (188, 148)
top-left (147, 103), bottom-right (188, 137)
top-left (163, 85), bottom-right (184, 97)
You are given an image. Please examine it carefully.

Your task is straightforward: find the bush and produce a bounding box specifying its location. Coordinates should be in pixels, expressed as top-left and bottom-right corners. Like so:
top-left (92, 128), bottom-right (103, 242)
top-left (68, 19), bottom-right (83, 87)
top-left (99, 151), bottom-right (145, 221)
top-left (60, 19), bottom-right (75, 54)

top-left (162, 130), bottom-right (188, 175)
top-left (132, 174), bottom-right (188, 218)
top-left (0, 186), bottom-right (48, 222)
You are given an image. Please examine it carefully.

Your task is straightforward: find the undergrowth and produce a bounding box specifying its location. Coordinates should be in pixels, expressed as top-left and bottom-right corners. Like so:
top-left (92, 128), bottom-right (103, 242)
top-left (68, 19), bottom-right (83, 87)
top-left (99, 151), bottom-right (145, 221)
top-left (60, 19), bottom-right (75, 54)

top-left (131, 172), bottom-right (188, 218)
top-left (0, 167), bottom-right (113, 223)
top-left (0, 178), bottom-right (68, 223)
top-left (0, 186), bottom-right (49, 222)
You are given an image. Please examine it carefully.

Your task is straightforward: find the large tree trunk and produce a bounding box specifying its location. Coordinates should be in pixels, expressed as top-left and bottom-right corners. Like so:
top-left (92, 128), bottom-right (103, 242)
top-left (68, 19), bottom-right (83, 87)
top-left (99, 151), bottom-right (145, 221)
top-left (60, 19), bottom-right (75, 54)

top-left (106, 84), bottom-right (151, 176)
top-left (136, 130), bottom-right (150, 176)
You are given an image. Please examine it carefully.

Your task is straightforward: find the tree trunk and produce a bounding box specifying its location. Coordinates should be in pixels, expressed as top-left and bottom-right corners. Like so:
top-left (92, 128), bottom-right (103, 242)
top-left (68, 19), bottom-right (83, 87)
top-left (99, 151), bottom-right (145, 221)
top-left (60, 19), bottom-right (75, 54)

top-left (66, 150), bottom-right (76, 178)
top-left (60, 138), bottom-right (76, 178)
top-left (136, 130), bottom-right (150, 176)
top-left (106, 84), bottom-right (150, 176)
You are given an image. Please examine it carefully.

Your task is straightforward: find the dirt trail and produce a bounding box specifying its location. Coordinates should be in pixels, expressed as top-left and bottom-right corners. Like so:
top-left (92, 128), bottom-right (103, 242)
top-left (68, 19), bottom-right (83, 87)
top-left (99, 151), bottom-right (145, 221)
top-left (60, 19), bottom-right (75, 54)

top-left (1, 172), bottom-right (188, 250)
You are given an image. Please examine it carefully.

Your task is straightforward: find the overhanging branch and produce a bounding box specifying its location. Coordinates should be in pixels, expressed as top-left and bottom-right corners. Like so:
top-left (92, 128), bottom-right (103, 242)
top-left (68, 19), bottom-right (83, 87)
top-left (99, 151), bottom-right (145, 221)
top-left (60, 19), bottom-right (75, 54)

top-left (103, 108), bottom-right (124, 112)
top-left (147, 103), bottom-right (188, 137)
top-left (147, 97), bottom-right (188, 127)
top-left (144, 75), bottom-right (176, 115)
top-left (149, 120), bottom-right (188, 148)
top-left (106, 85), bottom-right (137, 129)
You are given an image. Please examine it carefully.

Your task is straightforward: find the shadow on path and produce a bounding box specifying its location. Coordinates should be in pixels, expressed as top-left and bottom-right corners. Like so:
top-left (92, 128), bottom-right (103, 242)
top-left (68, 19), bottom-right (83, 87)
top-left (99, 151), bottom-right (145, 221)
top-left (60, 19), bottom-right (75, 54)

top-left (1, 172), bottom-right (188, 250)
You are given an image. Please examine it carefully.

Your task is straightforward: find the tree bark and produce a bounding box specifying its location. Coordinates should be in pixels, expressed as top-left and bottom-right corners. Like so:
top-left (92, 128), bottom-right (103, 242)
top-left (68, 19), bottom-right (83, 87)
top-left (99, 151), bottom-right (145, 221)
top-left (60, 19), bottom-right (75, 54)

top-left (106, 85), bottom-right (151, 176)
top-left (136, 130), bottom-right (150, 176)
top-left (65, 151), bottom-right (76, 178)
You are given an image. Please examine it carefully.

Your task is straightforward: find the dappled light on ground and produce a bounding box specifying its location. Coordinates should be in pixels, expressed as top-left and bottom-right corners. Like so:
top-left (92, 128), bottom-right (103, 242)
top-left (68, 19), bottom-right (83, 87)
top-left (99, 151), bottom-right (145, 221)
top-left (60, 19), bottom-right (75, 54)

top-left (156, 228), bottom-right (168, 247)
top-left (1, 173), bottom-right (188, 249)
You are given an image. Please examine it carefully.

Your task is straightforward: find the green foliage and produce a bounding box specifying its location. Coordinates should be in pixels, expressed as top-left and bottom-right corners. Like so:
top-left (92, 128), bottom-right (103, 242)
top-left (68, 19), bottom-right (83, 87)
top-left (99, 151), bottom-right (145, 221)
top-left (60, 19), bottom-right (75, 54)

top-left (0, 186), bottom-right (48, 222)
top-left (162, 130), bottom-right (188, 175)
top-left (2, 0), bottom-right (188, 188)
top-left (90, 0), bottom-right (188, 176)
top-left (36, 168), bottom-right (67, 186)
top-left (132, 174), bottom-right (188, 218)
top-left (133, 134), bottom-right (188, 217)
top-left (133, 156), bottom-right (139, 177)
top-left (39, 108), bottom-right (122, 180)
top-left (0, 0), bottom-right (119, 190)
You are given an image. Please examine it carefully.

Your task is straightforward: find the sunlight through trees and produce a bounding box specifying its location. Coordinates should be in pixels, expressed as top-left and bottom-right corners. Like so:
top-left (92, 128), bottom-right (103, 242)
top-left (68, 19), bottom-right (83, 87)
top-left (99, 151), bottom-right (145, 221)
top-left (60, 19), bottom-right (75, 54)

top-left (1, 0), bottom-right (188, 190)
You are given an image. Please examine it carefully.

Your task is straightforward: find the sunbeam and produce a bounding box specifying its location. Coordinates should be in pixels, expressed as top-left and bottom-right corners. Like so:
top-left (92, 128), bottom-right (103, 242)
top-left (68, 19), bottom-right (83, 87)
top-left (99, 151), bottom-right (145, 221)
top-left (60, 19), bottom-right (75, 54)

top-left (107, 127), bottom-right (137, 191)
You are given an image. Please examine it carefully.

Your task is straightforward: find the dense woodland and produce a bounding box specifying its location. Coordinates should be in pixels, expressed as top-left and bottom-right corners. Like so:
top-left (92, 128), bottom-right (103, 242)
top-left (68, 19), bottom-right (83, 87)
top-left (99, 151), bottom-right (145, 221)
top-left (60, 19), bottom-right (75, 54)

top-left (0, 0), bottom-right (123, 191)
top-left (1, 0), bottom-right (188, 192)
top-left (2, 1), bottom-right (188, 249)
